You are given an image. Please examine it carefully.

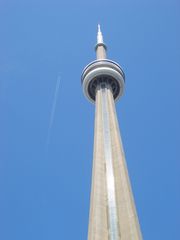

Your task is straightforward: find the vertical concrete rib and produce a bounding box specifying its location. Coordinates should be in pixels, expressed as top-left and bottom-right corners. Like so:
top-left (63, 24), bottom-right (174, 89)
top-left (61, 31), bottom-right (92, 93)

top-left (107, 87), bottom-right (142, 240)
top-left (88, 85), bottom-right (108, 240)
top-left (101, 84), bottom-right (120, 240)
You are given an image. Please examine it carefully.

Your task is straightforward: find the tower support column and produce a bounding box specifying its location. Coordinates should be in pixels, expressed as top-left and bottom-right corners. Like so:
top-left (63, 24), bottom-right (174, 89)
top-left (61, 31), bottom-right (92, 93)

top-left (88, 84), bottom-right (142, 240)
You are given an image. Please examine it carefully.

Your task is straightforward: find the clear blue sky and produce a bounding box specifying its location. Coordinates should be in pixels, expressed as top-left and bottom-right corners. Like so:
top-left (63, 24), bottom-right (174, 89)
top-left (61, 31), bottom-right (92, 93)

top-left (0, 0), bottom-right (179, 239)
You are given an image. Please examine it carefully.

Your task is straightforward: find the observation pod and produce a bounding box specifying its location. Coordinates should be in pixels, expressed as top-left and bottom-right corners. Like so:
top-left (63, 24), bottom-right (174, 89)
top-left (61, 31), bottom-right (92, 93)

top-left (81, 59), bottom-right (125, 103)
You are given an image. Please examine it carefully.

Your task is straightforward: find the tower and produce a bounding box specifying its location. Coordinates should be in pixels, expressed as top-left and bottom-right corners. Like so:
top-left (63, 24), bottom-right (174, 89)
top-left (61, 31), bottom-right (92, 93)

top-left (81, 25), bottom-right (142, 240)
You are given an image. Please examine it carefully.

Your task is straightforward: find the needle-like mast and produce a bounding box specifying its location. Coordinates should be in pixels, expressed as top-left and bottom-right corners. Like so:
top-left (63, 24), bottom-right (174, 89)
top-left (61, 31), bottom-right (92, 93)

top-left (95, 24), bottom-right (107, 59)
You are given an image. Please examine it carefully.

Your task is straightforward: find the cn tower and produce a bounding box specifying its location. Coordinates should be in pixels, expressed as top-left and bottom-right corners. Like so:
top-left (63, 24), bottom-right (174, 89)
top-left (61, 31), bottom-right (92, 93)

top-left (81, 25), bottom-right (142, 240)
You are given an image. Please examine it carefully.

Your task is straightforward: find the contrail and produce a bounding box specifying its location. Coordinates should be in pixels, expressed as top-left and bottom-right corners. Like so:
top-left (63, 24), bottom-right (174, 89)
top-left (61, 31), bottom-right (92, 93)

top-left (47, 75), bottom-right (61, 146)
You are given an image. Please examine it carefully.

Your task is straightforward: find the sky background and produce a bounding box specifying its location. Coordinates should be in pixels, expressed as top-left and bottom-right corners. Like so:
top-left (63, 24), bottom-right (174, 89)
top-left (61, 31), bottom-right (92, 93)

top-left (0, 0), bottom-right (180, 239)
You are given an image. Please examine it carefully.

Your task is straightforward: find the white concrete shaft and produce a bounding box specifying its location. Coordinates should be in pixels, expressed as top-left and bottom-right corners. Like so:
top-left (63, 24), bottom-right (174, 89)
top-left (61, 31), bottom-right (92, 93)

top-left (88, 85), bottom-right (142, 240)
top-left (96, 45), bottom-right (107, 59)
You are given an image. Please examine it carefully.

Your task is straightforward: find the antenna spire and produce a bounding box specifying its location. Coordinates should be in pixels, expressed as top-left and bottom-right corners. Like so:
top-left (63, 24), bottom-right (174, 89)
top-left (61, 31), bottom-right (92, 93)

top-left (97, 24), bottom-right (104, 44)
